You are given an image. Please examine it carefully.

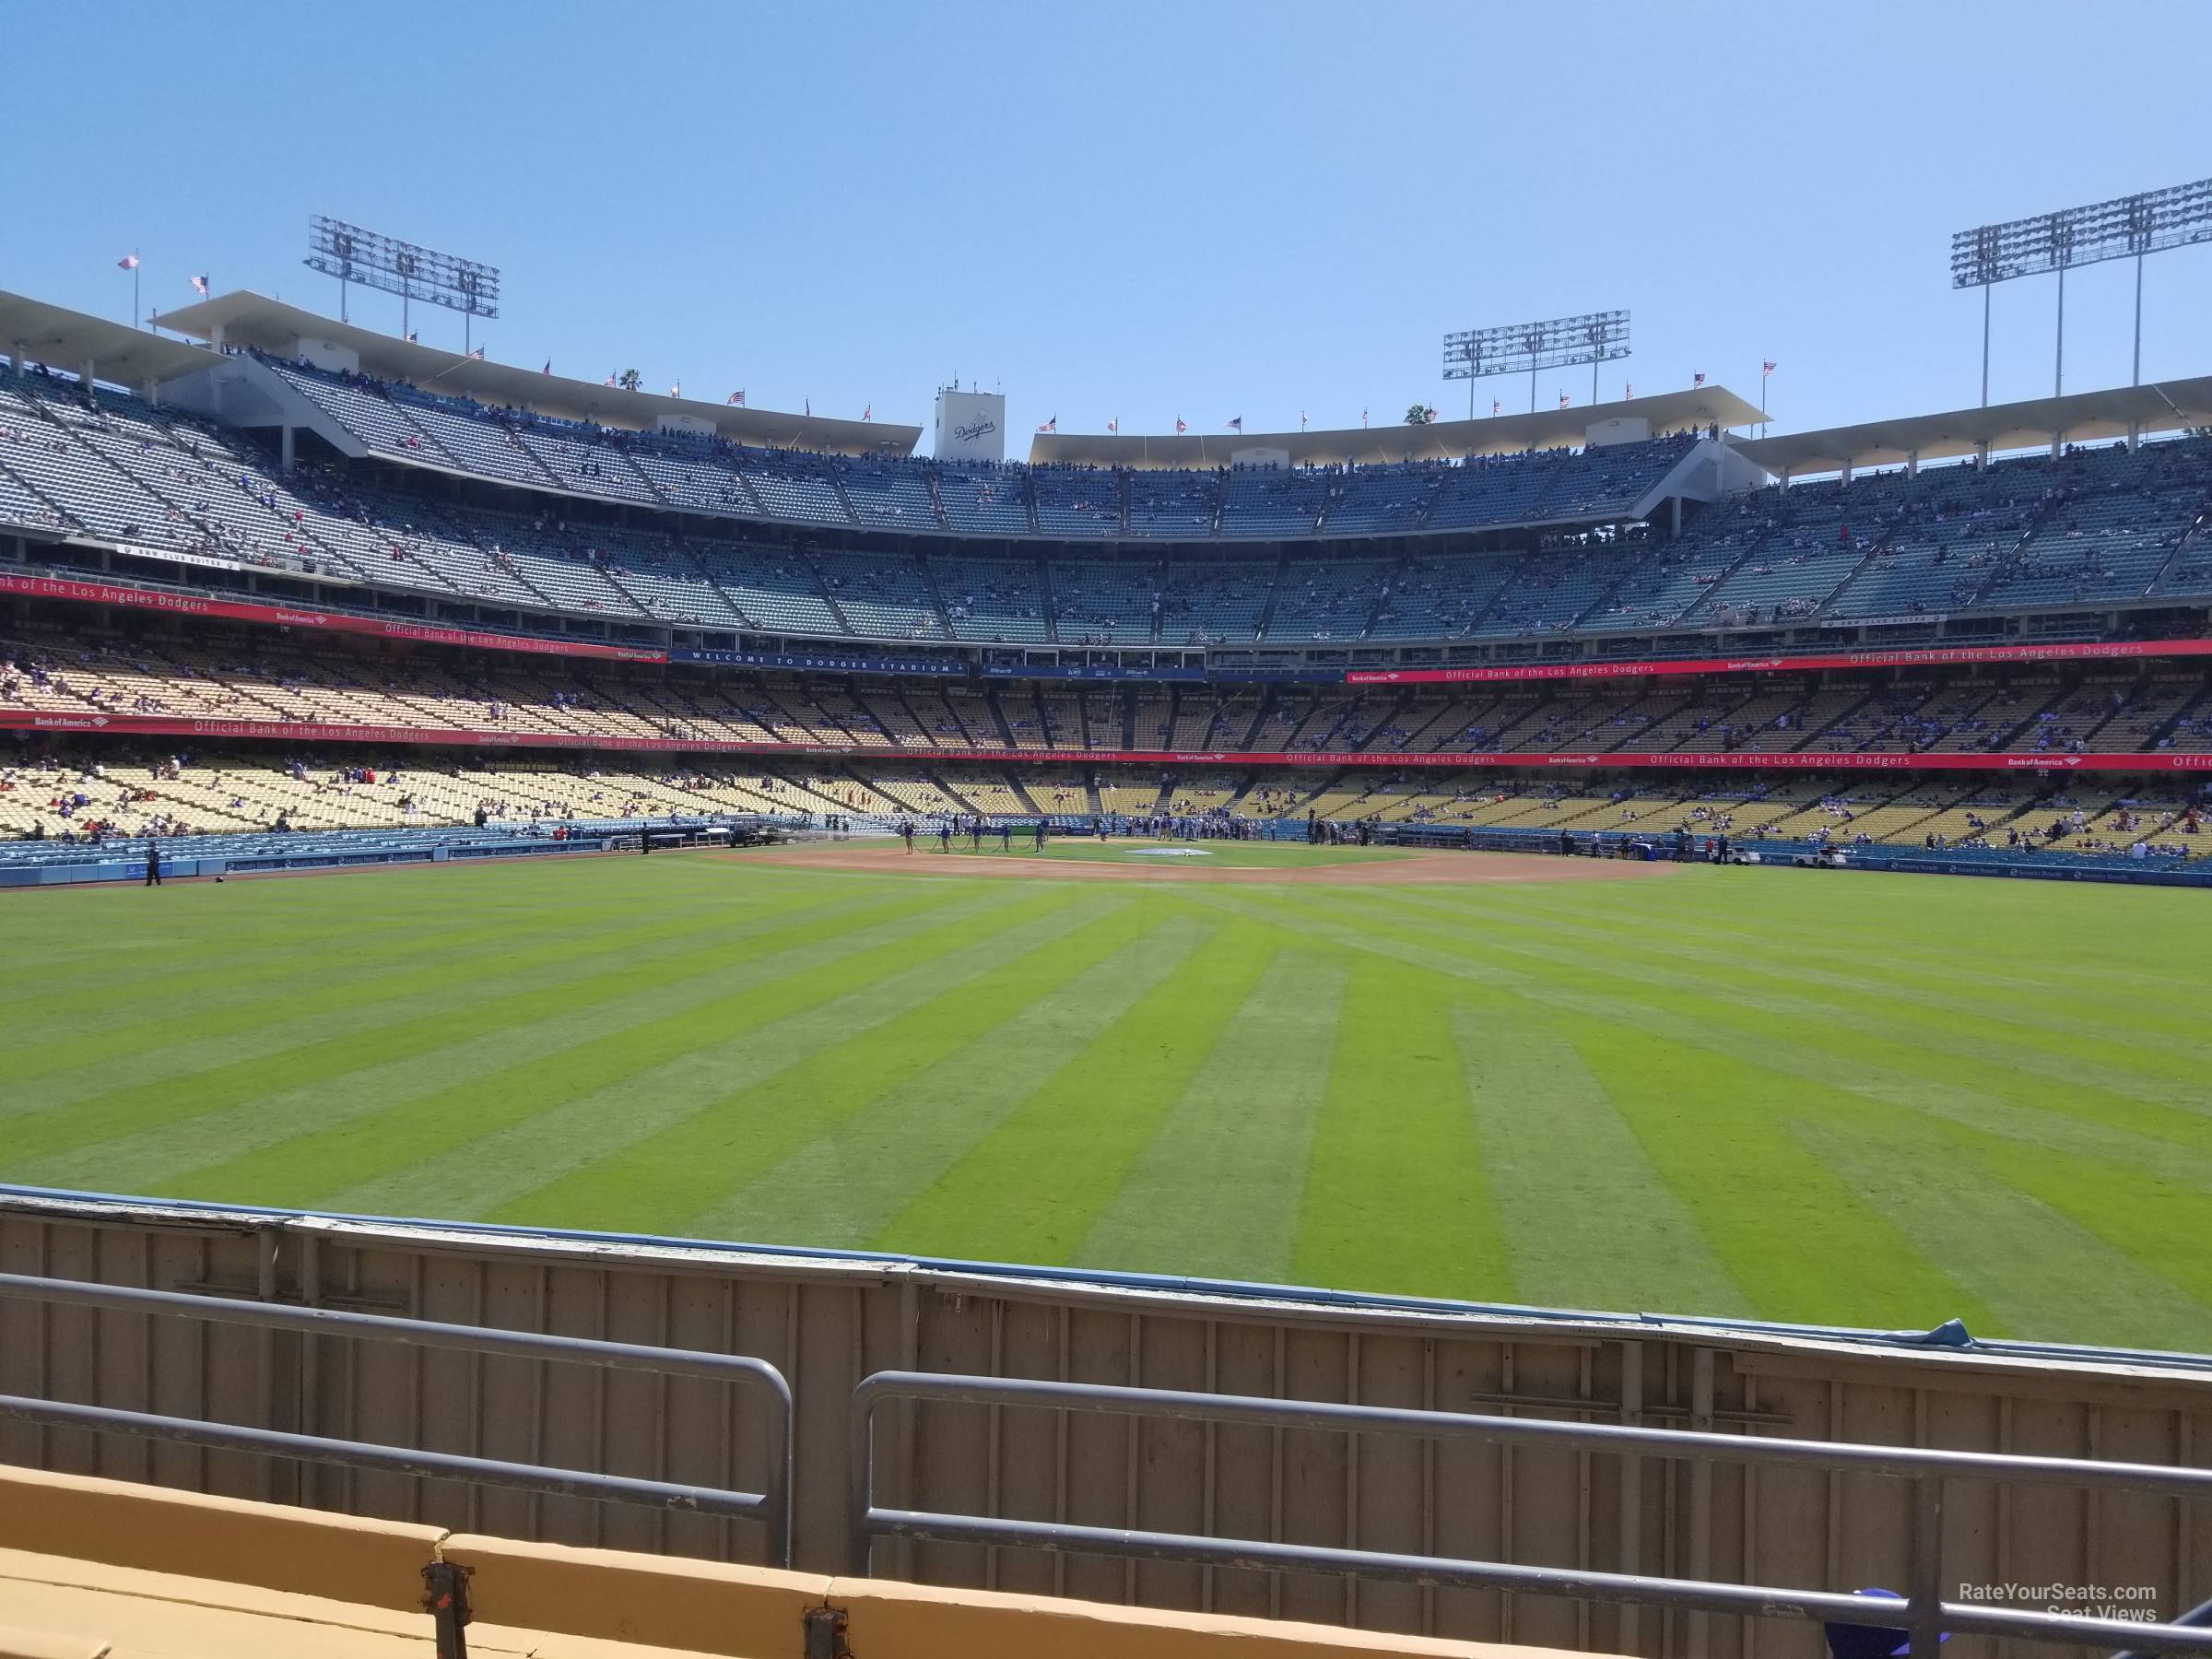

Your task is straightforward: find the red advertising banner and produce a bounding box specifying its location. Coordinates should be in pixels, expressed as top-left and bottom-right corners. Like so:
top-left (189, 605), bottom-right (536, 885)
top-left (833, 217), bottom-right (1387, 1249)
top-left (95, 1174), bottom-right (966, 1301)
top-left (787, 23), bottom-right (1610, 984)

top-left (0, 573), bottom-right (667, 662)
top-left (1346, 637), bottom-right (2212, 686)
top-left (4, 709), bottom-right (2203, 771)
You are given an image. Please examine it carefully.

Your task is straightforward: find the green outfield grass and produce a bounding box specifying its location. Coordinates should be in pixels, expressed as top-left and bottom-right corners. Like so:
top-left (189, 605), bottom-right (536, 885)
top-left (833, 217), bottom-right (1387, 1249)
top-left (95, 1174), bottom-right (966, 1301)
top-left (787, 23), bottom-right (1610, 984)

top-left (6, 852), bottom-right (2209, 1351)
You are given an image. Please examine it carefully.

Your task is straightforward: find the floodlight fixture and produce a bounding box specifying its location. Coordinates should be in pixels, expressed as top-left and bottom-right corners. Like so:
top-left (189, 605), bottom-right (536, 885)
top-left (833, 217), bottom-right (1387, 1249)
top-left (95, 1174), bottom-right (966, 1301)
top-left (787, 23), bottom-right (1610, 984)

top-left (1443, 310), bottom-right (1630, 415)
top-left (1949, 179), bottom-right (2212, 403)
top-left (305, 215), bottom-right (502, 352)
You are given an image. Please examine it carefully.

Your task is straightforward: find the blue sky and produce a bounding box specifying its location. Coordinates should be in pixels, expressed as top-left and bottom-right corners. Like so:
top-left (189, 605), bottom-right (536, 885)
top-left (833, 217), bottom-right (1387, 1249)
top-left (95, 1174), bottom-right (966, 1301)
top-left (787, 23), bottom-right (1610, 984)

top-left (6, 2), bottom-right (2209, 450)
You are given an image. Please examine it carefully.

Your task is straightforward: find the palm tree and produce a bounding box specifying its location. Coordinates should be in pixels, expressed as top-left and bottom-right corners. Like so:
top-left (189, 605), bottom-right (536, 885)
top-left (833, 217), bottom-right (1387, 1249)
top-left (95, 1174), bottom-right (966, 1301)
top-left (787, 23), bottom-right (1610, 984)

top-left (618, 369), bottom-right (642, 393)
top-left (1405, 404), bottom-right (1437, 426)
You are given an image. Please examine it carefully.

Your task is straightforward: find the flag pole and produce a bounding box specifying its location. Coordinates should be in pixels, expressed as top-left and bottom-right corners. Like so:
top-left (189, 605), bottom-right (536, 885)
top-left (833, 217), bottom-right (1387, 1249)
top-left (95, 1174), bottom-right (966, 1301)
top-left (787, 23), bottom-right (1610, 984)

top-left (133, 255), bottom-right (141, 331)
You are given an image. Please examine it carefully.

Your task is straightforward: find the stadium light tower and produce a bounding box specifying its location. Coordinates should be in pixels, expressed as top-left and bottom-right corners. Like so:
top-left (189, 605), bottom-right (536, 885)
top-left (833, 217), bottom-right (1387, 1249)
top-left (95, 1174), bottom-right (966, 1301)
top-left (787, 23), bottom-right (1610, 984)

top-left (304, 216), bottom-right (502, 354)
top-left (1442, 311), bottom-right (1630, 418)
top-left (1951, 178), bottom-right (2212, 406)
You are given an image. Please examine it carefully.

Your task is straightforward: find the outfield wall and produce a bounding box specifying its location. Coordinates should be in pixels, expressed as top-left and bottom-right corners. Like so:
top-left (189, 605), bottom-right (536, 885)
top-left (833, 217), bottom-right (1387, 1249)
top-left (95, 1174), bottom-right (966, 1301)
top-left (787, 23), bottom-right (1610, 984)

top-left (1375, 825), bottom-right (2212, 888)
top-left (2, 1191), bottom-right (2206, 1659)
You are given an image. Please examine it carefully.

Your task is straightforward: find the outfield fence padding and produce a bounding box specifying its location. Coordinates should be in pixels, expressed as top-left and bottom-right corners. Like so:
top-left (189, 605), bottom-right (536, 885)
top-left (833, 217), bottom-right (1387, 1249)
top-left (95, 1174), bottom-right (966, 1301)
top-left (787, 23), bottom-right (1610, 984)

top-left (0, 1189), bottom-right (2206, 1659)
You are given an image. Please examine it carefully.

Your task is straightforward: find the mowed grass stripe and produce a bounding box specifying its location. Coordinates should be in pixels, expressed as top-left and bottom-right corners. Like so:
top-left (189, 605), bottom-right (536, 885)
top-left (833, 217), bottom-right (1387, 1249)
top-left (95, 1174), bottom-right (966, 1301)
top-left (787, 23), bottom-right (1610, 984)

top-left (690, 917), bottom-right (1208, 1250)
top-left (1382, 886), bottom-right (2212, 1084)
top-left (0, 887), bottom-right (880, 1108)
top-left (878, 922), bottom-right (1277, 1265)
top-left (1077, 950), bottom-right (1346, 1284)
top-left (1968, 1142), bottom-right (2212, 1311)
top-left (1291, 961), bottom-right (1512, 1302)
top-left (140, 885), bottom-right (1071, 1210)
top-left (1785, 1116), bottom-right (2212, 1351)
top-left (1208, 886), bottom-right (2033, 1323)
top-left (4, 872), bottom-right (547, 987)
top-left (1406, 886), bottom-right (2189, 1038)
top-left (3, 886), bottom-right (1016, 1190)
top-left (1512, 971), bottom-right (2212, 1195)
top-left (1452, 881), bottom-right (2212, 1017)
top-left (1562, 1024), bottom-right (1996, 1331)
top-left (0, 880), bottom-right (951, 1139)
top-left (10, 854), bottom-right (803, 992)
top-left (358, 890), bottom-right (1138, 1227)
top-left (1304, 889), bottom-right (2212, 1142)
top-left (0, 869), bottom-right (787, 1052)
top-left (1438, 933), bottom-right (2212, 1174)
top-left (1450, 1002), bottom-right (1750, 1317)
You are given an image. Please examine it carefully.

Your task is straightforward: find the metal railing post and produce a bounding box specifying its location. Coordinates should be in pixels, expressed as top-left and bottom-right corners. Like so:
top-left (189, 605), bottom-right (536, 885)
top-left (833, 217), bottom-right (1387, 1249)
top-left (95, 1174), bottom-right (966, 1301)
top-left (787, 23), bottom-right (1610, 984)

top-left (1908, 1476), bottom-right (1946, 1659)
top-left (849, 1381), bottom-right (877, 1575)
top-left (423, 1559), bottom-right (474, 1659)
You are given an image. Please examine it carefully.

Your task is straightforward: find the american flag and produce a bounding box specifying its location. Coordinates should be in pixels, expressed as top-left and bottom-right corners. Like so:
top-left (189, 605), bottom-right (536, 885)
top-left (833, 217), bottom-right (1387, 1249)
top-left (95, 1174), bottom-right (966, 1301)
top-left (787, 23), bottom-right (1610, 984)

top-left (190, 274), bottom-right (209, 297)
top-left (862, 403), bottom-right (872, 421)
top-left (1175, 418), bottom-right (1187, 434)
top-left (1763, 359), bottom-right (1777, 376)
top-left (606, 376), bottom-right (618, 387)
top-left (1693, 371), bottom-right (1706, 387)
top-left (542, 359), bottom-right (553, 375)
top-left (1491, 401), bottom-right (1500, 418)
top-left (1106, 418), bottom-right (1117, 432)
top-left (1037, 416), bottom-right (1057, 433)
top-left (1559, 392), bottom-right (1570, 408)
top-left (1227, 416), bottom-right (1242, 431)
top-left (727, 391), bottom-right (746, 406)
top-left (467, 347), bottom-right (486, 360)
top-left (671, 380), bottom-right (682, 398)
top-left (117, 253), bottom-right (139, 271)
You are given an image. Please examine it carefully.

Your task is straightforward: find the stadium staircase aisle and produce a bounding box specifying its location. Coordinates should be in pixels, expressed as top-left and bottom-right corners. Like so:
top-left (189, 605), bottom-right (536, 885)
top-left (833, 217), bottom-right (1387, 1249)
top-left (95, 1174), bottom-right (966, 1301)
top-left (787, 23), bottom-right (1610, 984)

top-left (912, 554), bottom-right (959, 641)
top-left (796, 550), bottom-right (857, 637)
top-left (0, 1465), bottom-right (1545, 1659)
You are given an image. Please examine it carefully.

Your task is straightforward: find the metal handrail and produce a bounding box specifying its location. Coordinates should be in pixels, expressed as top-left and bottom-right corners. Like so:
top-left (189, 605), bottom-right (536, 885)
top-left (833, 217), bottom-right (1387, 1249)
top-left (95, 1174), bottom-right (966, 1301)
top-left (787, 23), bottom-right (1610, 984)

top-left (0, 1396), bottom-right (771, 1519)
top-left (0, 1272), bottom-right (792, 1566)
top-left (851, 1371), bottom-right (2212, 1657)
